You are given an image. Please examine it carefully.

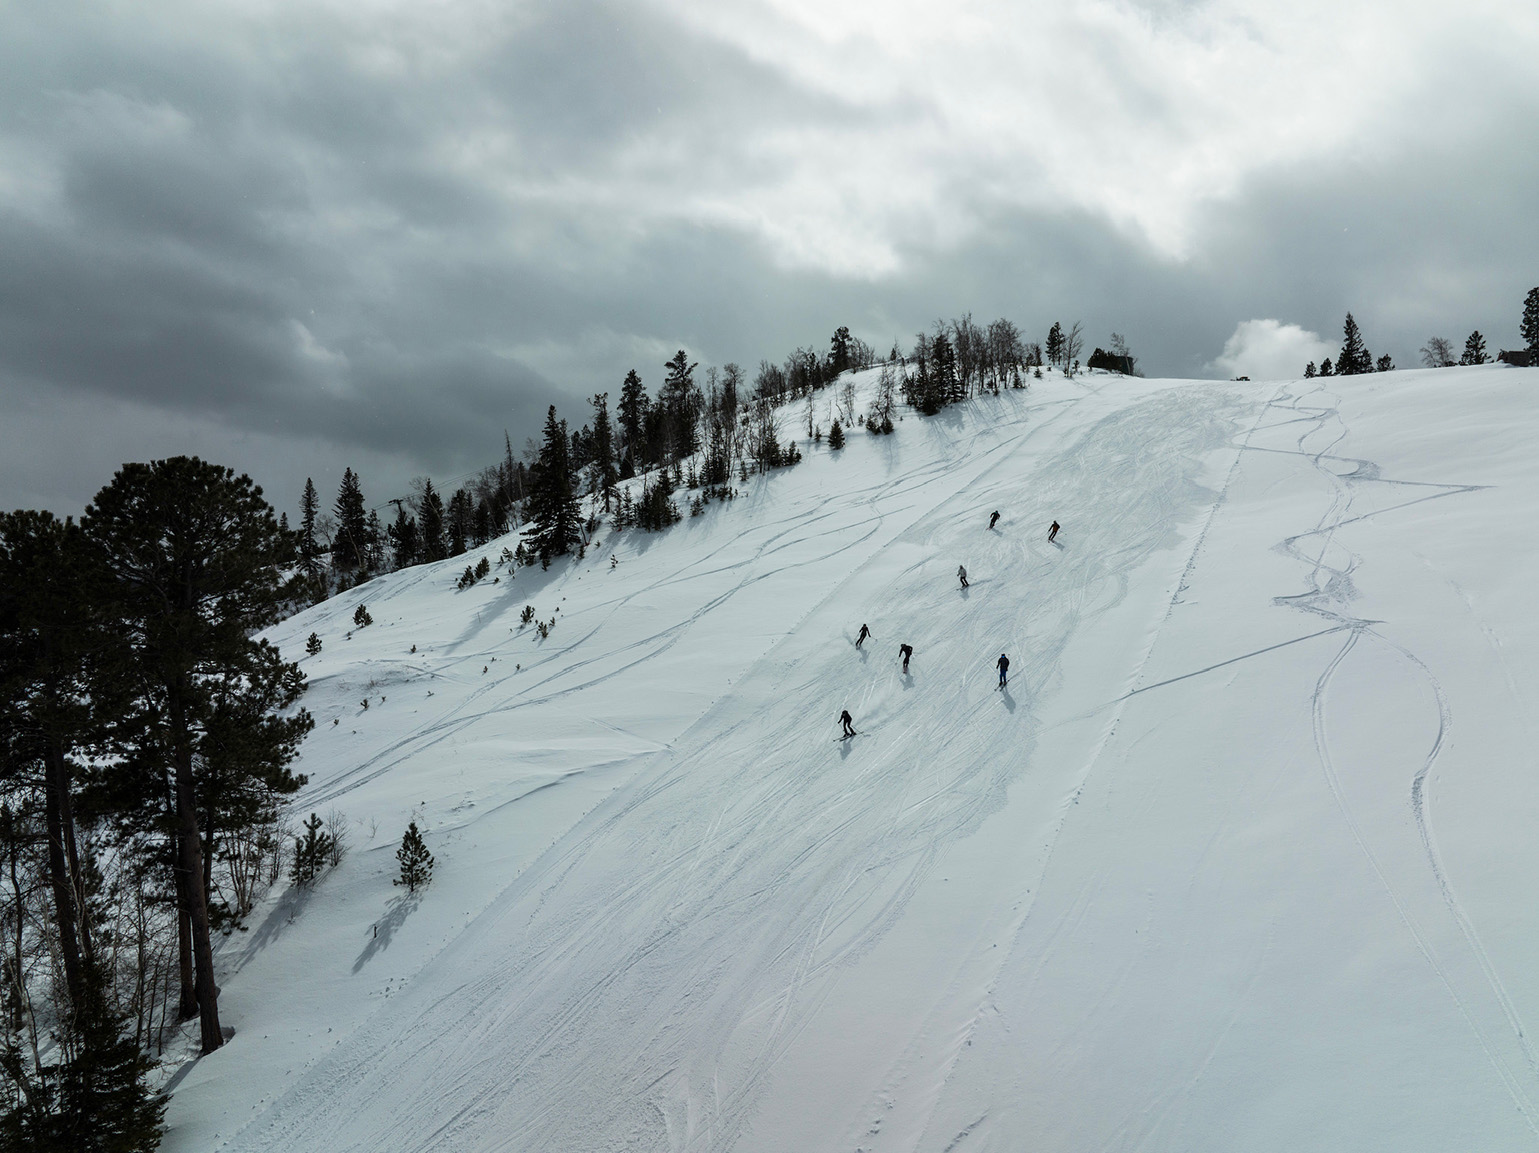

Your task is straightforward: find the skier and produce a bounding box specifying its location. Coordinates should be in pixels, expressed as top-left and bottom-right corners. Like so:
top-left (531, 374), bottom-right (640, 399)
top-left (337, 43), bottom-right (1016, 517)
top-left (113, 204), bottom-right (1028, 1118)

top-left (957, 564), bottom-right (969, 589)
top-left (988, 510), bottom-right (1000, 530)
top-left (996, 653), bottom-right (1009, 688)
top-left (856, 623), bottom-right (872, 648)
top-left (839, 709), bottom-right (856, 738)
top-left (1048, 520), bottom-right (1061, 543)
top-left (898, 643), bottom-right (913, 673)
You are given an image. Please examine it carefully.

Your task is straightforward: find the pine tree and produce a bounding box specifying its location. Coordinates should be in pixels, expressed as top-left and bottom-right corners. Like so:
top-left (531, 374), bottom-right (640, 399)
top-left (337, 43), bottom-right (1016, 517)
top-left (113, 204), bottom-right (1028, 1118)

top-left (1337, 313), bottom-right (1373, 375)
top-left (389, 502), bottom-right (418, 569)
top-left (590, 393), bottom-right (618, 511)
top-left (661, 350), bottom-right (700, 460)
top-left (419, 480), bottom-right (446, 562)
top-left (299, 478), bottom-right (323, 581)
top-left (1376, 354), bottom-right (1395, 372)
top-left (828, 419), bottom-right (845, 449)
top-left (290, 813), bottom-right (333, 888)
top-left (0, 966), bottom-right (166, 1152)
top-left (1045, 322), bottom-right (1065, 371)
top-left (528, 406), bottom-right (583, 563)
top-left (1304, 361), bottom-right (1317, 378)
top-left (1459, 330), bottom-right (1489, 365)
top-left (394, 821), bottom-right (434, 893)
top-left (305, 632), bottom-right (321, 655)
top-left (1319, 357), bottom-right (1334, 376)
top-left (1523, 287), bottom-right (1539, 353)
top-left (353, 603), bottom-right (372, 628)
top-left (618, 369), bottom-right (648, 471)
top-left (829, 326), bottom-right (852, 376)
top-left (446, 489), bottom-right (471, 557)
top-left (81, 457), bottom-right (312, 1054)
top-left (332, 468), bottom-right (368, 571)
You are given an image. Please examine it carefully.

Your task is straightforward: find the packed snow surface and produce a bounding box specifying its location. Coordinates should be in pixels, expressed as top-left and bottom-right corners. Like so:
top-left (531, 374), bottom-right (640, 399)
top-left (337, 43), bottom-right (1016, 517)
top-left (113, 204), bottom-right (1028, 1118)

top-left (165, 366), bottom-right (1539, 1151)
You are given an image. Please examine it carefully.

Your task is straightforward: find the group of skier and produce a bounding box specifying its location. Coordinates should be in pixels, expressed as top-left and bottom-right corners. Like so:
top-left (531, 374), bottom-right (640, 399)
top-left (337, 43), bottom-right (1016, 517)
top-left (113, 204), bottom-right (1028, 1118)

top-left (838, 515), bottom-right (1060, 738)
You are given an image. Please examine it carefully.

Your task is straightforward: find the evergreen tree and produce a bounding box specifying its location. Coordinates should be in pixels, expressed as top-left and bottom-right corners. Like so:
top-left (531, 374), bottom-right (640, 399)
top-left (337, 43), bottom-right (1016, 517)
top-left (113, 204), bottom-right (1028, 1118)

top-left (305, 632), bottom-right (321, 655)
top-left (394, 821), bottom-right (434, 893)
top-left (1304, 361), bottom-right (1317, 378)
top-left (1376, 354), bottom-right (1395, 372)
top-left (290, 813), bottom-right (333, 888)
top-left (0, 511), bottom-right (97, 1020)
top-left (528, 406), bottom-right (583, 563)
top-left (1459, 330), bottom-right (1489, 365)
top-left (446, 489), bottom-right (471, 557)
top-left (332, 468), bottom-right (368, 571)
top-left (618, 369), bottom-right (648, 471)
top-left (590, 393), bottom-right (618, 511)
top-left (298, 478), bottom-right (323, 581)
top-left (364, 509), bottom-right (384, 570)
top-left (81, 456), bottom-right (313, 1054)
top-left (0, 965), bottom-right (166, 1152)
top-left (828, 419), bottom-right (845, 449)
top-left (1337, 313), bottom-right (1373, 375)
top-left (829, 326), bottom-right (852, 375)
top-left (1045, 322), bottom-right (1065, 371)
top-left (1523, 287), bottom-right (1539, 353)
top-left (419, 480), bottom-right (446, 563)
top-left (661, 350), bottom-right (700, 460)
top-left (1319, 356), bottom-right (1334, 376)
top-left (388, 502), bottom-right (418, 569)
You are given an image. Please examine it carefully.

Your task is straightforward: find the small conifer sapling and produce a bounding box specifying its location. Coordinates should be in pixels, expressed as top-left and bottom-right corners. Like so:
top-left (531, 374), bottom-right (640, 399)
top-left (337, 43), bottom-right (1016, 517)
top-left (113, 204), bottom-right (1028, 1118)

top-left (354, 603), bottom-right (372, 628)
top-left (306, 632), bottom-right (322, 655)
top-left (395, 822), bottom-right (434, 893)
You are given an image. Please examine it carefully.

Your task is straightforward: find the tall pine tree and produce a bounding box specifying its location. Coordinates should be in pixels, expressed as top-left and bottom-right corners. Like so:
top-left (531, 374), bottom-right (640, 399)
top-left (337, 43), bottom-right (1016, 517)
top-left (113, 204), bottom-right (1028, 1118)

top-left (419, 480), bottom-right (446, 563)
top-left (661, 351), bottom-right (699, 460)
top-left (528, 406), bottom-right (582, 564)
top-left (618, 369), bottom-right (647, 476)
top-left (1460, 330), bottom-right (1489, 365)
top-left (298, 478), bottom-right (322, 581)
top-left (1337, 313), bottom-right (1374, 375)
top-left (81, 457), bottom-right (312, 1054)
top-left (1523, 287), bottom-right (1539, 354)
top-left (591, 392), bottom-right (618, 511)
top-left (332, 468), bottom-right (368, 571)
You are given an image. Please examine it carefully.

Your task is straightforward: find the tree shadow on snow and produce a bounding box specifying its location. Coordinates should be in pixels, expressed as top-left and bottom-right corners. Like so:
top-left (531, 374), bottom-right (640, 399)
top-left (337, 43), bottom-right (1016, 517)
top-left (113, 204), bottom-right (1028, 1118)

top-left (229, 884), bottom-right (317, 974)
top-left (353, 892), bottom-right (423, 973)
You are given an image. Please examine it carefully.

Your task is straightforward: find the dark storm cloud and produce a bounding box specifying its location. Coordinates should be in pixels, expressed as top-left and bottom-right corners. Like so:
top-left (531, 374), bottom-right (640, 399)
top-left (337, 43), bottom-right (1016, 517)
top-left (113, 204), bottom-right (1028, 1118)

top-left (2, 0), bottom-right (1535, 517)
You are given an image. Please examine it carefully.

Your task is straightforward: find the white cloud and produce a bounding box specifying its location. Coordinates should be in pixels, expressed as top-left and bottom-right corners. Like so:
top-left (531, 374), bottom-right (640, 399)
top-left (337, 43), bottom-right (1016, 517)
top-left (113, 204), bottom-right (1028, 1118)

top-left (1210, 319), bottom-right (1333, 381)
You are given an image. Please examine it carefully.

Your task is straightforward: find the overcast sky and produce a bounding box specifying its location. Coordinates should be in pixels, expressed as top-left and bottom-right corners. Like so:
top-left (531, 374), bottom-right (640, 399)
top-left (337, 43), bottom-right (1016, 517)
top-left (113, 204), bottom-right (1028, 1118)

top-left (3, 0), bottom-right (1535, 519)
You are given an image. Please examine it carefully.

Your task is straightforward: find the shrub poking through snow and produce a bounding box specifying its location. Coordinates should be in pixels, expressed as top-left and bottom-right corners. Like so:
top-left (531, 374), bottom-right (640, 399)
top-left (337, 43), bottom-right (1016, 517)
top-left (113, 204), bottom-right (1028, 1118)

top-left (457, 565), bottom-right (476, 590)
top-left (520, 605), bottom-right (535, 626)
top-left (394, 822), bottom-right (434, 893)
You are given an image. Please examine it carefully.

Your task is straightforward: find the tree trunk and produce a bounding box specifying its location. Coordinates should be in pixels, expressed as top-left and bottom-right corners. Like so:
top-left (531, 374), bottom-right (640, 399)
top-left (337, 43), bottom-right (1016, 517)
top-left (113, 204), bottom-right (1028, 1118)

top-left (176, 848), bottom-right (196, 1021)
top-left (42, 735), bottom-right (87, 1013)
top-left (169, 685), bottom-right (222, 1052)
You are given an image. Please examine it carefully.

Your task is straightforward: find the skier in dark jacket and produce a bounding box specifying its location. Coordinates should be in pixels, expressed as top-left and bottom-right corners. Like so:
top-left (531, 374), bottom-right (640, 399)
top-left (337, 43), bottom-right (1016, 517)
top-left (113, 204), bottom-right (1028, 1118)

top-left (1048, 520), bottom-right (1060, 543)
top-left (898, 643), bottom-right (913, 673)
top-left (856, 623), bottom-right (872, 648)
top-left (996, 653), bottom-right (1009, 687)
top-left (989, 510), bottom-right (1000, 530)
top-left (839, 709), bottom-right (856, 738)
top-left (957, 565), bottom-right (969, 589)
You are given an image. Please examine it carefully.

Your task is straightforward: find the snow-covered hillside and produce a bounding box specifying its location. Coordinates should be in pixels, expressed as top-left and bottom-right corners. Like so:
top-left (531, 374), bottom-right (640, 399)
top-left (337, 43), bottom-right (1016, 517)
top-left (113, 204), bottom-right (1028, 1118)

top-left (165, 365), bottom-right (1539, 1152)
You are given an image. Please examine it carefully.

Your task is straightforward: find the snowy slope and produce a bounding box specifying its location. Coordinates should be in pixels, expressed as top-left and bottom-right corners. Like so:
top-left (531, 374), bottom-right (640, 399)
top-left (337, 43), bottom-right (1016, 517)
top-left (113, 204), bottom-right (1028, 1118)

top-left (163, 365), bottom-right (1539, 1152)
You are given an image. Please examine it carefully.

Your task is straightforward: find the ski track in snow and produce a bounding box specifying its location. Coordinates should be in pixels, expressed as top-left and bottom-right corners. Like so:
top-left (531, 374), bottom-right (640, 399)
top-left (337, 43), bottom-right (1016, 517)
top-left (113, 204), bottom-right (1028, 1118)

top-left (1268, 382), bottom-right (1539, 1132)
top-left (217, 383), bottom-right (1248, 1153)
